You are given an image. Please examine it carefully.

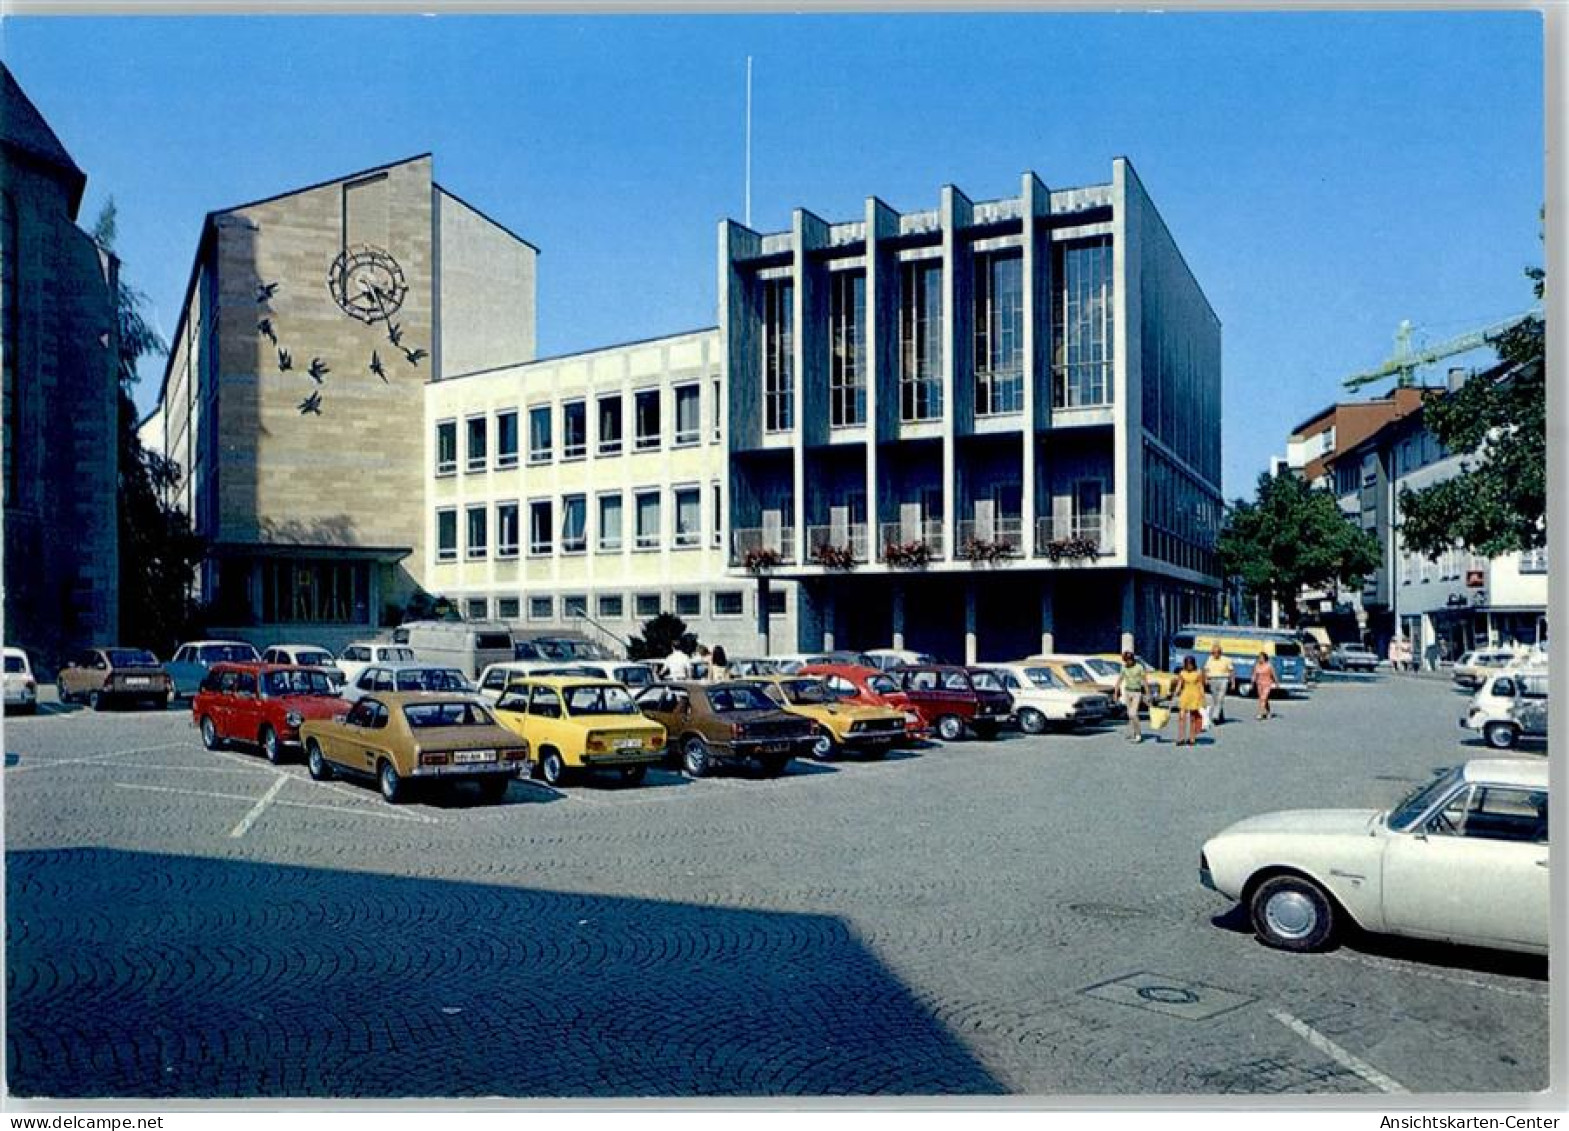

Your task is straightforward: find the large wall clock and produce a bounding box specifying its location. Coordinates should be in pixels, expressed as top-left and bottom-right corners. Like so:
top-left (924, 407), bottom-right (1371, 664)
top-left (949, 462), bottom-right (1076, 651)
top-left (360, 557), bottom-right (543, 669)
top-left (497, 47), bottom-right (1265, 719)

top-left (327, 244), bottom-right (407, 324)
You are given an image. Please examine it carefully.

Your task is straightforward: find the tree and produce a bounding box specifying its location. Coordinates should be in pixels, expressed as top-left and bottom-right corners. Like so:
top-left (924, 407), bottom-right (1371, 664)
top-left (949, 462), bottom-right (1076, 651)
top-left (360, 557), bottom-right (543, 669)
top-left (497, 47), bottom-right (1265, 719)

top-left (626, 612), bottom-right (694, 661)
top-left (1398, 267), bottom-right (1545, 559)
top-left (1218, 472), bottom-right (1381, 626)
top-left (96, 199), bottom-right (208, 656)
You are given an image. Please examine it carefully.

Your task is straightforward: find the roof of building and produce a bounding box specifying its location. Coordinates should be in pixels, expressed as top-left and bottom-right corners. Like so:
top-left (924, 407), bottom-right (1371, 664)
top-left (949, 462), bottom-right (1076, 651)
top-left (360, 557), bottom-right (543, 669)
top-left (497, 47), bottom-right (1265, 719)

top-left (0, 64), bottom-right (88, 217)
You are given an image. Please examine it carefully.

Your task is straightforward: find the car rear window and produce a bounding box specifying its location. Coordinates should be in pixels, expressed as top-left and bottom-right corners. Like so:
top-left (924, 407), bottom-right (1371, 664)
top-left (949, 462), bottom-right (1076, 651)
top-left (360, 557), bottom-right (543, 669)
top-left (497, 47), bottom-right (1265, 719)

top-left (1084, 659), bottom-right (1121, 678)
top-left (563, 685), bottom-right (639, 715)
top-left (107, 649), bottom-right (159, 667)
top-left (403, 701), bottom-right (496, 728)
top-left (707, 685), bottom-right (775, 712)
top-left (395, 669), bottom-right (469, 692)
top-left (1023, 667), bottom-right (1067, 690)
top-left (1058, 663), bottom-right (1092, 684)
top-left (205, 644), bottom-right (259, 663)
top-left (263, 670), bottom-right (335, 697)
top-left (970, 670), bottom-right (1004, 691)
top-left (295, 650), bottom-right (335, 667)
top-left (614, 665), bottom-right (653, 688)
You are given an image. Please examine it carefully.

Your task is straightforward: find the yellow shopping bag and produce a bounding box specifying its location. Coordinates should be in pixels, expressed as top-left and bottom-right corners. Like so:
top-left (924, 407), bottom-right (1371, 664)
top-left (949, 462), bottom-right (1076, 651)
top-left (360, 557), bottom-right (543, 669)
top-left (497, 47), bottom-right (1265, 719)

top-left (1147, 704), bottom-right (1172, 730)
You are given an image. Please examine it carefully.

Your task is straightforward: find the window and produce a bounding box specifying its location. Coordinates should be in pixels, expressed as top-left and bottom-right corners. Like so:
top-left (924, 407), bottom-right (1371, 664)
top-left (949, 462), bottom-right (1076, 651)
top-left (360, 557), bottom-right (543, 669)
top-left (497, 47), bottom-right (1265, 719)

top-left (674, 592), bottom-right (701, 618)
top-left (466, 506), bottom-right (488, 559)
top-left (1430, 785), bottom-right (1548, 844)
top-left (900, 260), bottom-right (943, 421)
top-left (497, 597), bottom-right (520, 620)
top-left (598, 394), bottom-right (623, 455)
top-left (563, 594), bottom-right (587, 619)
top-left (436, 420), bottom-right (457, 475)
top-left (257, 560), bottom-right (370, 624)
top-left (635, 490), bottom-right (661, 549)
top-left (974, 250), bottom-right (1023, 415)
top-left (598, 493), bottom-right (624, 552)
top-left (1052, 236), bottom-right (1114, 408)
top-left (711, 481), bottom-right (723, 548)
top-left (529, 405), bottom-right (552, 464)
top-left (673, 487), bottom-right (702, 548)
top-left (1520, 546), bottom-right (1548, 574)
top-left (829, 269), bottom-right (866, 427)
top-left (529, 500), bottom-right (553, 556)
top-left (634, 389), bottom-right (661, 451)
top-left (529, 596), bottom-right (554, 621)
top-left (712, 377), bottom-right (722, 441)
top-left (563, 400), bottom-right (587, 460)
top-left (466, 416), bottom-right (488, 472)
top-left (437, 509), bottom-right (458, 562)
top-left (598, 594), bottom-right (624, 619)
top-left (714, 591), bottom-right (744, 617)
top-left (465, 597), bottom-right (488, 619)
top-left (767, 589), bottom-right (787, 616)
top-left (496, 502), bottom-right (519, 559)
top-left (496, 411), bottom-right (519, 468)
top-left (634, 593), bottom-right (660, 619)
top-left (2, 193), bottom-right (17, 500)
top-left (562, 495), bottom-right (587, 553)
top-left (762, 278), bottom-right (794, 432)
top-left (674, 384), bottom-right (701, 446)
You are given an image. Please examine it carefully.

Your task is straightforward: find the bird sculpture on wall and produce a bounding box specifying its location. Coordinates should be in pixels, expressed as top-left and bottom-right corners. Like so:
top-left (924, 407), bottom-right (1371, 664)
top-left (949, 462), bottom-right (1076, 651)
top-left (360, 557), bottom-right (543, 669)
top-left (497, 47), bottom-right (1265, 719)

top-left (307, 357), bottom-right (330, 384)
top-left (369, 350), bottom-right (387, 382)
top-left (298, 391), bottom-right (323, 415)
top-left (385, 320), bottom-right (403, 347)
top-left (256, 281), bottom-right (280, 303)
top-left (257, 318), bottom-right (277, 345)
top-left (401, 346), bottom-right (428, 367)
top-left (277, 348), bottom-right (293, 372)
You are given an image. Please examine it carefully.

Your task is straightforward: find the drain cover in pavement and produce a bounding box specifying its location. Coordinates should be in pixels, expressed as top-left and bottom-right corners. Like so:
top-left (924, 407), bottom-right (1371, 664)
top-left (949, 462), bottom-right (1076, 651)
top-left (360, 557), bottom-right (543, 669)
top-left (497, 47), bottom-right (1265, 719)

top-left (1081, 971), bottom-right (1255, 1021)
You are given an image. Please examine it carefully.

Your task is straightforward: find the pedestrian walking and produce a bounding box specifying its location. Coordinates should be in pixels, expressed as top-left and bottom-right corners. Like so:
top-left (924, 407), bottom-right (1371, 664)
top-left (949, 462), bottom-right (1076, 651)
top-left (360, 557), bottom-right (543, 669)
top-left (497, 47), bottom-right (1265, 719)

top-left (1112, 650), bottom-right (1150, 743)
top-left (1202, 643), bottom-right (1234, 724)
top-left (1253, 651), bottom-right (1278, 719)
top-left (663, 641), bottom-right (694, 681)
top-left (709, 645), bottom-right (731, 683)
top-left (1174, 655), bottom-right (1207, 747)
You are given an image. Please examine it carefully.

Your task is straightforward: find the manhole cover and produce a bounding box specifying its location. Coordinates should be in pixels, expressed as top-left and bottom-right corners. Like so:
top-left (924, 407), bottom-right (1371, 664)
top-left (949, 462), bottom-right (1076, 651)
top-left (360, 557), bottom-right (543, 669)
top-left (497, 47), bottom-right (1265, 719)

top-left (1081, 972), bottom-right (1255, 1021)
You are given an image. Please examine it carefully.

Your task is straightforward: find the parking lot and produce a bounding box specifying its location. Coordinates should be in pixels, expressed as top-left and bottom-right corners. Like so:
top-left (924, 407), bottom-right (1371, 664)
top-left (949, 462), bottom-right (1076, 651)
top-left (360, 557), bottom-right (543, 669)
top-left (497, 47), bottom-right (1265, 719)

top-left (3, 671), bottom-right (1550, 1098)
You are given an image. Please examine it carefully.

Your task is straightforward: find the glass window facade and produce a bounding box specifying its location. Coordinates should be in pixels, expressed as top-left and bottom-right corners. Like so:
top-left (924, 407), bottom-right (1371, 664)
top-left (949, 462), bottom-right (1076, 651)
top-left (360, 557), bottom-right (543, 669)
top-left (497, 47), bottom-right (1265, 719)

top-left (3, 193), bottom-right (18, 498)
top-left (829, 270), bottom-right (866, 427)
top-left (259, 561), bottom-right (370, 624)
top-left (762, 278), bottom-right (794, 433)
top-left (1053, 236), bottom-right (1114, 408)
top-left (900, 260), bottom-right (943, 421)
top-left (974, 250), bottom-right (1023, 416)
top-left (1141, 442), bottom-right (1220, 576)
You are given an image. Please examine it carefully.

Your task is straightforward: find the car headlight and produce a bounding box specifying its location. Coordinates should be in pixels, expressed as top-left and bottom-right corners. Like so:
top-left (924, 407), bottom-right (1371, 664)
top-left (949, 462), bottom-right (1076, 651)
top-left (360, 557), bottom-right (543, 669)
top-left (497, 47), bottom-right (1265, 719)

top-left (903, 711), bottom-right (920, 724)
top-left (285, 711), bottom-right (304, 728)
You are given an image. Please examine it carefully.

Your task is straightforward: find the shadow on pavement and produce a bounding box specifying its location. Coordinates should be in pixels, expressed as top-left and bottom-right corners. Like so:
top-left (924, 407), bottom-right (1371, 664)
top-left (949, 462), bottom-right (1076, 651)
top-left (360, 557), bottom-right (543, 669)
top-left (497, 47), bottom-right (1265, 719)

top-left (5, 847), bottom-right (1005, 1098)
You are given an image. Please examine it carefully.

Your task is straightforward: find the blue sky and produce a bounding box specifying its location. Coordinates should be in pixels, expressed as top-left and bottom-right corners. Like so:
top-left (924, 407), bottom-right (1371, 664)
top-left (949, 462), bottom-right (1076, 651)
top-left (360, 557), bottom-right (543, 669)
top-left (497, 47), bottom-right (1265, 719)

top-left (2, 12), bottom-right (1544, 496)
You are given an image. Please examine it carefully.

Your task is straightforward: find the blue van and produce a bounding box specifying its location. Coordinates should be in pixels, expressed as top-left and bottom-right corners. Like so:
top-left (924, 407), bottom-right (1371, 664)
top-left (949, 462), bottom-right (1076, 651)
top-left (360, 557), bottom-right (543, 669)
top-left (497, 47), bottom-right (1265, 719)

top-left (1168, 625), bottom-right (1309, 697)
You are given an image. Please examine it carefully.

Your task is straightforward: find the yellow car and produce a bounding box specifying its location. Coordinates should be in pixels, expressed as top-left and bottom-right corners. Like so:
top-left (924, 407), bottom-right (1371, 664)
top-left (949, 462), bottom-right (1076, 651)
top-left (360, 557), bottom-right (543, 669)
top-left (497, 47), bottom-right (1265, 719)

top-left (736, 675), bottom-right (908, 761)
top-left (493, 676), bottom-right (666, 787)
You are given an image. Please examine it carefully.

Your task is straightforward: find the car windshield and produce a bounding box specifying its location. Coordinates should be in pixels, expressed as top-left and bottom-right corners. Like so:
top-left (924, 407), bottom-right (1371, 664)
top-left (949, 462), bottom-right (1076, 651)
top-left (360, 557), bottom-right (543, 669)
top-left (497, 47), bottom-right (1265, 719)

top-left (295, 650), bottom-right (335, 667)
top-left (395, 669), bottom-right (469, 692)
top-left (107, 649), bottom-right (159, 667)
top-left (778, 679), bottom-right (832, 705)
top-left (4, 656), bottom-right (25, 673)
top-left (1023, 667), bottom-right (1067, 690)
top-left (1084, 658), bottom-right (1122, 679)
top-left (970, 670), bottom-right (1005, 691)
top-left (866, 673), bottom-right (899, 696)
top-left (1058, 662), bottom-right (1092, 684)
top-left (707, 684), bottom-right (776, 712)
top-left (563, 685), bottom-right (639, 715)
top-left (263, 670), bottom-right (335, 697)
top-left (403, 701), bottom-right (496, 728)
top-left (205, 644), bottom-right (259, 663)
top-left (1387, 767), bottom-right (1465, 831)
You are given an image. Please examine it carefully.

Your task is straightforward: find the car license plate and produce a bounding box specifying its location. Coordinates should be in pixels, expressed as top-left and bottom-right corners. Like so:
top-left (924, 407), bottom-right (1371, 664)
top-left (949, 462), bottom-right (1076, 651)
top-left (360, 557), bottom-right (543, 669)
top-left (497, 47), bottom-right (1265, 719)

top-left (125, 677), bottom-right (151, 687)
top-left (454, 750), bottom-right (496, 764)
top-left (761, 742), bottom-right (789, 754)
top-left (614, 738), bottom-right (644, 751)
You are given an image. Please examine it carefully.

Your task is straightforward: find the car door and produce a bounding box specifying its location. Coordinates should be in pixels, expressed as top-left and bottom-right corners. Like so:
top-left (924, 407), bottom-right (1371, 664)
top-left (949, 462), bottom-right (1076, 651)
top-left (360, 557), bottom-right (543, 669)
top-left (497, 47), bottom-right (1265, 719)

top-left (225, 670), bottom-right (262, 744)
top-left (528, 685), bottom-right (568, 758)
top-left (1516, 674), bottom-right (1549, 738)
top-left (1380, 783), bottom-right (1551, 950)
top-left (332, 698), bottom-right (383, 773)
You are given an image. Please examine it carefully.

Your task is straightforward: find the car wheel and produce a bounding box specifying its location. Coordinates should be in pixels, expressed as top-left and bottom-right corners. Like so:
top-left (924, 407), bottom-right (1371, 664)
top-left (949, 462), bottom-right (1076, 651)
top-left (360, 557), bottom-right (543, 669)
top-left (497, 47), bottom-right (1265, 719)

top-left (1018, 708), bottom-right (1047, 735)
top-left (200, 716), bottom-right (224, 751)
top-left (681, 735), bottom-right (712, 778)
top-left (1484, 721), bottom-right (1519, 750)
top-left (618, 764), bottom-right (648, 786)
top-left (378, 760), bottom-right (405, 804)
top-left (306, 740), bottom-right (333, 782)
top-left (260, 725), bottom-right (283, 765)
top-left (809, 731), bottom-right (835, 761)
top-left (540, 749), bottom-right (567, 787)
top-left (1249, 874), bottom-right (1337, 952)
top-left (936, 714), bottom-right (964, 742)
top-left (477, 775), bottom-right (510, 803)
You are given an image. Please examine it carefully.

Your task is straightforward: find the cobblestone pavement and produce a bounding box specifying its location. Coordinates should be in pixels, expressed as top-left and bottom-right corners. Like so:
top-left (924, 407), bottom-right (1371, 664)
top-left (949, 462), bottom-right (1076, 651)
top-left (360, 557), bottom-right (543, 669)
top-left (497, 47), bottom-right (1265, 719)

top-left (2, 673), bottom-right (1550, 1098)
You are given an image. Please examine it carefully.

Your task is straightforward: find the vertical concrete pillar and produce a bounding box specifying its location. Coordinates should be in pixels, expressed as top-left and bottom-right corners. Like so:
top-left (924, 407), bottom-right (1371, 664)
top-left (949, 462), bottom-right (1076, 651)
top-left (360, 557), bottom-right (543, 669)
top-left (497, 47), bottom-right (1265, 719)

top-left (964, 584), bottom-right (978, 665)
top-left (1120, 573), bottom-right (1137, 655)
top-left (755, 576), bottom-right (772, 656)
top-left (822, 589), bottom-right (836, 652)
top-left (891, 583), bottom-right (906, 650)
top-left (1039, 582), bottom-right (1055, 656)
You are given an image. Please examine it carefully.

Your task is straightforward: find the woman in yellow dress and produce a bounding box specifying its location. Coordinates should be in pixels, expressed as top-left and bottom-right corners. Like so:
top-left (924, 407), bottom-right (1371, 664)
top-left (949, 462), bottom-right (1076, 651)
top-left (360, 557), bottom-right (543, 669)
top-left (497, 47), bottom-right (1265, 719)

top-left (1175, 655), bottom-right (1207, 747)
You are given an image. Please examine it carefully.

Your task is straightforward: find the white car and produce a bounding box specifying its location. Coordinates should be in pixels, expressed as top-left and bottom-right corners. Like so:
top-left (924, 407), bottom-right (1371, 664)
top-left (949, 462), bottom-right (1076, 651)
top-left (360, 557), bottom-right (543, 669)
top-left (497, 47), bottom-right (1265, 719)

top-left (1201, 758), bottom-right (1548, 955)
top-left (341, 661), bottom-right (475, 704)
top-left (336, 641), bottom-right (417, 687)
top-left (475, 660), bottom-right (600, 703)
top-left (260, 643), bottom-right (345, 687)
top-left (1452, 648), bottom-right (1528, 690)
top-left (985, 663), bottom-right (1110, 733)
top-left (4, 647), bottom-right (38, 715)
top-left (864, 648), bottom-right (940, 671)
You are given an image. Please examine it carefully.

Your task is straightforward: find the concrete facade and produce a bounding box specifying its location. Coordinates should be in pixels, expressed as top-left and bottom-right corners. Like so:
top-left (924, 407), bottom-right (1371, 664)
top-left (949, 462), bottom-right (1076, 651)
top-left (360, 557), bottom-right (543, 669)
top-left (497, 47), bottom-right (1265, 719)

top-left (1, 65), bottom-right (120, 673)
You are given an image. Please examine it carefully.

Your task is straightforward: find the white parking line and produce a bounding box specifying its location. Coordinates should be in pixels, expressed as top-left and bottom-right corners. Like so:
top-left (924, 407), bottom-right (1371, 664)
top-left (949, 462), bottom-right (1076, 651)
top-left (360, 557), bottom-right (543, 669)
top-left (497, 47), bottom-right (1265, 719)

top-left (7, 742), bottom-right (195, 774)
top-left (1270, 1009), bottom-right (1409, 1094)
top-left (1328, 951), bottom-right (1550, 1001)
top-left (112, 780), bottom-right (436, 825)
top-left (227, 774), bottom-right (290, 839)
top-left (114, 782), bottom-right (260, 805)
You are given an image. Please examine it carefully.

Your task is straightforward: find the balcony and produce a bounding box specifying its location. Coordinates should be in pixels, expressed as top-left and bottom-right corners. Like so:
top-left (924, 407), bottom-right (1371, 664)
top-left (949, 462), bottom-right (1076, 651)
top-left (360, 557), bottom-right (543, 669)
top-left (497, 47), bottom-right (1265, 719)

top-left (878, 520), bottom-right (945, 564)
top-left (1037, 515), bottom-right (1115, 560)
top-left (806, 523), bottom-right (870, 563)
top-left (731, 526), bottom-right (797, 568)
top-left (956, 517), bottom-right (1023, 561)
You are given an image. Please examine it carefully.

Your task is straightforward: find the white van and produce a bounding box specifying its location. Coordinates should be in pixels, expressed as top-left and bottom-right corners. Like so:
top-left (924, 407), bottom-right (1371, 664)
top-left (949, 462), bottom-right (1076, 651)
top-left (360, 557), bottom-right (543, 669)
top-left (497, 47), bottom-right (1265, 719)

top-left (396, 621), bottom-right (516, 680)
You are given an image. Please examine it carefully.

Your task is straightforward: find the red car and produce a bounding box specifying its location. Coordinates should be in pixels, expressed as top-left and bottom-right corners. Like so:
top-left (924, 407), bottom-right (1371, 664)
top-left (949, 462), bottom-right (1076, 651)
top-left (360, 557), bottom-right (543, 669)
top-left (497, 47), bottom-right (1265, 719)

top-left (888, 663), bottom-right (1014, 742)
top-left (798, 663), bottom-right (929, 740)
top-left (193, 662), bottom-right (345, 764)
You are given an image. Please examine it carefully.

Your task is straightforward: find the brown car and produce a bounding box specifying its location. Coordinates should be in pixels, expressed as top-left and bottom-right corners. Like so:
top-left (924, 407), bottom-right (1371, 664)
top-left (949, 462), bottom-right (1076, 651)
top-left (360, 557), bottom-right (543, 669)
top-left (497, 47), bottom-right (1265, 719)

top-left (633, 680), bottom-right (815, 778)
top-left (57, 647), bottom-right (171, 711)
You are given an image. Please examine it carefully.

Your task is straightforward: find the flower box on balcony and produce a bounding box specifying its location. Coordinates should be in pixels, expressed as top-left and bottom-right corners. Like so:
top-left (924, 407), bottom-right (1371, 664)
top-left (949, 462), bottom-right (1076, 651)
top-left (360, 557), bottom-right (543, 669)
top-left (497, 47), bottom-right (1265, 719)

top-left (883, 540), bottom-right (934, 569)
top-left (1045, 536), bottom-right (1100, 561)
top-left (743, 546), bottom-right (785, 574)
top-left (961, 537), bottom-right (1017, 565)
top-left (810, 543), bottom-right (858, 572)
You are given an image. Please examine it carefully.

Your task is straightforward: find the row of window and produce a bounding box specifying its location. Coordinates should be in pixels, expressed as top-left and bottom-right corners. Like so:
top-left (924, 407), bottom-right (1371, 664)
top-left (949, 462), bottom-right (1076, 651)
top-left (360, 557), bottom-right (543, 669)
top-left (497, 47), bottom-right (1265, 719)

top-left (758, 238), bottom-right (1113, 432)
top-left (435, 382), bottom-right (714, 475)
top-left (1399, 547), bottom-right (1532, 585)
top-left (458, 588), bottom-right (789, 623)
top-left (436, 484), bottom-right (723, 561)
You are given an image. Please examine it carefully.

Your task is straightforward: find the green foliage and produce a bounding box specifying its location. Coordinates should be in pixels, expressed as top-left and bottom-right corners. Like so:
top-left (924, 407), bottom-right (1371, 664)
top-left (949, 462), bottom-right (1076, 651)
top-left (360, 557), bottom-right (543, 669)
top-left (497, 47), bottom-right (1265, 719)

top-left (1218, 472), bottom-right (1381, 625)
top-left (626, 613), bottom-right (693, 661)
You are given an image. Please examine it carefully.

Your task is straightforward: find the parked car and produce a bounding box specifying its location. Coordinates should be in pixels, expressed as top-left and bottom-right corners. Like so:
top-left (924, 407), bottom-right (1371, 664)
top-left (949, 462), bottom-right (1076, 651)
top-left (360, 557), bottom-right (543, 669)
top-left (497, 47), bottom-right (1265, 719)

top-left (341, 661), bottom-right (476, 704)
top-left (1201, 758), bottom-right (1548, 955)
top-left (1452, 648), bottom-right (1527, 690)
top-left (633, 681), bottom-right (815, 778)
top-left (727, 657), bottom-right (782, 677)
top-left (193, 663), bottom-right (345, 764)
top-left (536, 660), bottom-right (659, 692)
top-left (798, 663), bottom-right (928, 739)
top-left (768, 650), bottom-right (878, 674)
top-left (300, 692), bottom-right (529, 804)
top-left (476, 660), bottom-right (599, 702)
top-left (1326, 643), bottom-right (1380, 673)
top-left (336, 641), bottom-right (418, 687)
top-left (1089, 653), bottom-right (1178, 703)
top-left (165, 640), bottom-right (261, 700)
top-left (492, 676), bottom-right (666, 786)
top-left (1461, 669), bottom-right (1548, 750)
top-left (986, 663), bottom-right (1110, 734)
top-left (508, 630), bottom-right (615, 663)
top-left (392, 620), bottom-right (516, 680)
top-left (734, 674), bottom-right (907, 760)
top-left (890, 664), bottom-right (1013, 741)
top-left (57, 648), bottom-right (172, 711)
top-left (864, 648), bottom-right (940, 672)
top-left (260, 643), bottom-right (345, 687)
top-left (3, 647), bottom-right (37, 715)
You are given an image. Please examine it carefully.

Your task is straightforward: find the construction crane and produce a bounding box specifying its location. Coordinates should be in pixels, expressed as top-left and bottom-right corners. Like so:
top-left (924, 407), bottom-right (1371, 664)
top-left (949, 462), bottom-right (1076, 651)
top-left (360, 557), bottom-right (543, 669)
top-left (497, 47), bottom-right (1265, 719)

top-left (1342, 310), bottom-right (1541, 392)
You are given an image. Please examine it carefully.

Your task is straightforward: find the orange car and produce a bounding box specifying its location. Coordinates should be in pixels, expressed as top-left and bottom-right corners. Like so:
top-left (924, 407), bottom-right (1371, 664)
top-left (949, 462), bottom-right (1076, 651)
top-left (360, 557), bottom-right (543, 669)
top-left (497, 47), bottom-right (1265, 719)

top-left (798, 663), bottom-right (928, 740)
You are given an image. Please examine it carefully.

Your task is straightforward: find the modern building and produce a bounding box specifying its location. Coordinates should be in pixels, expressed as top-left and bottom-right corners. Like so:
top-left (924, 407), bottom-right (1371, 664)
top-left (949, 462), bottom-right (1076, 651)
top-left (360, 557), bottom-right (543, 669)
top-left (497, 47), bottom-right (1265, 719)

top-left (1, 65), bottom-right (120, 672)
